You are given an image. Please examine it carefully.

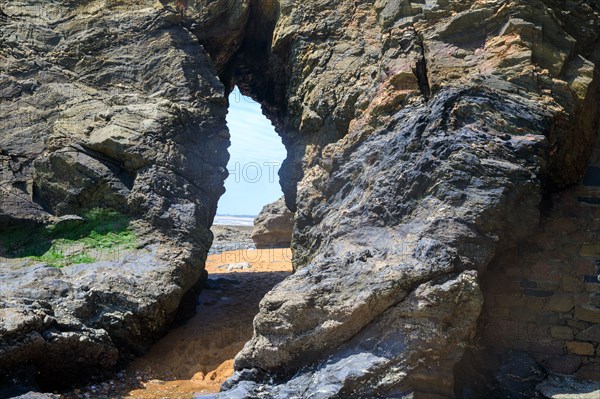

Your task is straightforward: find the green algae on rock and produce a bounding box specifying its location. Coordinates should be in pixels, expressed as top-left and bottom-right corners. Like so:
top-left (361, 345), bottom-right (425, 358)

top-left (0, 209), bottom-right (137, 268)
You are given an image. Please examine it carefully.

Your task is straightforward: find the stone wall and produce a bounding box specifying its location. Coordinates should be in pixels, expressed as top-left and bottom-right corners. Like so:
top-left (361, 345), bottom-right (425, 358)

top-left (480, 133), bottom-right (600, 381)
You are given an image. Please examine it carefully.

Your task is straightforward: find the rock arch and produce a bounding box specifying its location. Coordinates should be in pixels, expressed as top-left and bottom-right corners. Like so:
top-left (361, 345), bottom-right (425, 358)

top-left (0, 0), bottom-right (598, 396)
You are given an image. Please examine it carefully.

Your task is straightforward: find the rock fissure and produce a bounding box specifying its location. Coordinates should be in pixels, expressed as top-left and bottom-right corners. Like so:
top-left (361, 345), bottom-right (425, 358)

top-left (413, 31), bottom-right (432, 102)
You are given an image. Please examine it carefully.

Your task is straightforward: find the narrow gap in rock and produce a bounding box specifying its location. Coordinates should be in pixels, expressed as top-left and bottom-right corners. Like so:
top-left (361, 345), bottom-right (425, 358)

top-left (76, 87), bottom-right (294, 399)
top-left (414, 32), bottom-right (431, 101)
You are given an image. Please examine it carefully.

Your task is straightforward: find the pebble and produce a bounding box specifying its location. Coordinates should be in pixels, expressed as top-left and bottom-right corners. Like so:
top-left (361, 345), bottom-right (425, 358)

top-left (226, 262), bottom-right (252, 271)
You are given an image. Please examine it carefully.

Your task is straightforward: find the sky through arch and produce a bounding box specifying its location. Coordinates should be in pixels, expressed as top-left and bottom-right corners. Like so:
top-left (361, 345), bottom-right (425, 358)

top-left (217, 87), bottom-right (286, 216)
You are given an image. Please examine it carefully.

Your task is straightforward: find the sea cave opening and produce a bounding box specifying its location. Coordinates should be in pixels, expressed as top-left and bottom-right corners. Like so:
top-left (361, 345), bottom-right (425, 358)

top-left (118, 87), bottom-right (293, 398)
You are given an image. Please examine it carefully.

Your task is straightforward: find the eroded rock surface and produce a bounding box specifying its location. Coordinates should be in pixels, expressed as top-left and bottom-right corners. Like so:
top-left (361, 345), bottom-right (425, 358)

top-left (210, 225), bottom-right (255, 255)
top-left (0, 0), bottom-right (228, 390)
top-left (199, 0), bottom-right (599, 397)
top-left (251, 196), bottom-right (294, 249)
top-left (1, 0), bottom-right (599, 397)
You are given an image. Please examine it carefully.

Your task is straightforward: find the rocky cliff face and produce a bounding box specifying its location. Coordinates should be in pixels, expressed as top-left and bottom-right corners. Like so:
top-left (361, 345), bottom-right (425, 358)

top-left (206, 0), bottom-right (599, 397)
top-left (1, 0), bottom-right (599, 397)
top-left (0, 0), bottom-right (228, 389)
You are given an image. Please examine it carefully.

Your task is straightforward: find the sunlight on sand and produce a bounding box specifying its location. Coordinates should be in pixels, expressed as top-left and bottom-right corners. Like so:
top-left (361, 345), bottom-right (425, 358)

top-left (125, 248), bottom-right (292, 399)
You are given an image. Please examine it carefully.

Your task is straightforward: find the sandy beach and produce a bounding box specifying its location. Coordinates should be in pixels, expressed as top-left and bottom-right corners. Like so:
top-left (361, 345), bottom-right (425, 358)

top-left (58, 224), bottom-right (291, 399)
top-left (123, 246), bottom-right (292, 398)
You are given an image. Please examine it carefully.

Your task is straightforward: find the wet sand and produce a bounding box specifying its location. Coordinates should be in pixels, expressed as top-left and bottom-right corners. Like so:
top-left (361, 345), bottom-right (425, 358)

top-left (124, 247), bottom-right (292, 399)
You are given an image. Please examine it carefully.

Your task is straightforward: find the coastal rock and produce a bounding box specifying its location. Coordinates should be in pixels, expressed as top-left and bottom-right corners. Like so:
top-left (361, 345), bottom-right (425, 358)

top-left (225, 262), bottom-right (252, 271)
top-left (251, 197), bottom-right (294, 249)
top-left (209, 225), bottom-right (255, 255)
top-left (11, 393), bottom-right (60, 399)
top-left (0, 0), bottom-right (598, 396)
top-left (537, 375), bottom-right (600, 399)
top-left (229, 271), bottom-right (483, 398)
top-left (0, 0), bottom-right (226, 387)
top-left (0, 245), bottom-right (204, 389)
top-left (203, 0), bottom-right (599, 396)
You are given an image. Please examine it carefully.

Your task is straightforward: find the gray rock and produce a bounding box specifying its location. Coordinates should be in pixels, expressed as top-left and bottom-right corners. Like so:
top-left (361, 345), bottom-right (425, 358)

top-left (209, 225), bottom-right (255, 255)
top-left (0, 245), bottom-right (204, 386)
top-left (11, 393), bottom-right (60, 399)
top-left (223, 262), bottom-right (252, 271)
top-left (0, 0), bottom-right (225, 388)
top-left (1, 0), bottom-right (599, 397)
top-left (251, 197), bottom-right (294, 249)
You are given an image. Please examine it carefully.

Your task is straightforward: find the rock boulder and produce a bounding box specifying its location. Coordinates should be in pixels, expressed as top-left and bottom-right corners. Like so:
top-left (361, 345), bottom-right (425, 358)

top-left (0, 0), bottom-right (227, 389)
top-left (251, 197), bottom-right (294, 249)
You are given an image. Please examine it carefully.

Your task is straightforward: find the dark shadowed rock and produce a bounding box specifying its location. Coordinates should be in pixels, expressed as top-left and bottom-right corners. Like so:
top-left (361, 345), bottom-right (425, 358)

top-left (251, 197), bottom-right (294, 249)
top-left (537, 375), bottom-right (600, 399)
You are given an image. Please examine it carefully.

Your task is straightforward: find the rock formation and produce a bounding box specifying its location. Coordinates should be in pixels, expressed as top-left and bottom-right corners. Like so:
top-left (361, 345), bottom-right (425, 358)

top-left (198, 0), bottom-right (600, 396)
top-left (251, 196), bottom-right (294, 249)
top-left (0, 0), bottom-right (599, 397)
top-left (0, 0), bottom-right (228, 389)
top-left (210, 224), bottom-right (255, 254)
